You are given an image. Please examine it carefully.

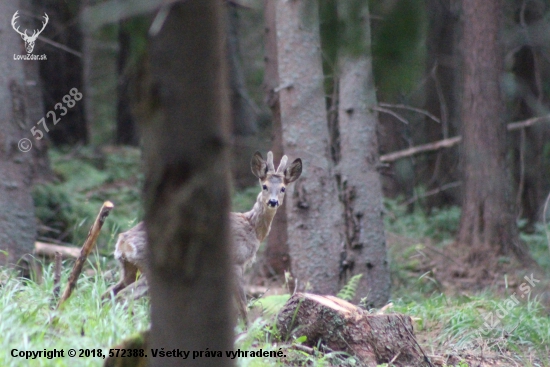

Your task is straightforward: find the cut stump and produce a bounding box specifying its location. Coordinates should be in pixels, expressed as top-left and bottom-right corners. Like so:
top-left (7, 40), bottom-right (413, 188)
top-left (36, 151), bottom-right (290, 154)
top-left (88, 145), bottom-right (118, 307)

top-left (276, 293), bottom-right (432, 367)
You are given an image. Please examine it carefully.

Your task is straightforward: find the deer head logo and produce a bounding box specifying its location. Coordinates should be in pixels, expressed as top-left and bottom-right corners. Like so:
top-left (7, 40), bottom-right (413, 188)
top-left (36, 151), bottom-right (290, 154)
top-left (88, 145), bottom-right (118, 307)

top-left (11, 11), bottom-right (49, 54)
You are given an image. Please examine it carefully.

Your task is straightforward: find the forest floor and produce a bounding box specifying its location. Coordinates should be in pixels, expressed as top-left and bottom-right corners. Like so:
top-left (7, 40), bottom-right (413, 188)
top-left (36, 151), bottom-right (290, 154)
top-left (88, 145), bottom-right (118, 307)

top-left (384, 232), bottom-right (550, 367)
top-left (1, 147), bottom-right (549, 366)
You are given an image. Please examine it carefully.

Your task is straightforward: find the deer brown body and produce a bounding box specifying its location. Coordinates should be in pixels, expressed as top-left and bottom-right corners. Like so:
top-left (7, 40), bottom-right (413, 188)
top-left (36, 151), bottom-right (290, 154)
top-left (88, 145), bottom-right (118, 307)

top-left (103, 151), bottom-right (302, 323)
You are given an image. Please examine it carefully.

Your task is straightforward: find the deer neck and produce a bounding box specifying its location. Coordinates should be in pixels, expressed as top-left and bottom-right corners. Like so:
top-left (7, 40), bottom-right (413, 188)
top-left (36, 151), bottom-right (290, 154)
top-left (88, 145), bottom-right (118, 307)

top-left (245, 193), bottom-right (278, 242)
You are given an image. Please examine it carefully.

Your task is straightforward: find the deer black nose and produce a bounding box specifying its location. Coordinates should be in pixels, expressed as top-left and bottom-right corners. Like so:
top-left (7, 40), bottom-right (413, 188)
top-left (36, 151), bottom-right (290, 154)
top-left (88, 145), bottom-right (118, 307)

top-left (268, 199), bottom-right (278, 207)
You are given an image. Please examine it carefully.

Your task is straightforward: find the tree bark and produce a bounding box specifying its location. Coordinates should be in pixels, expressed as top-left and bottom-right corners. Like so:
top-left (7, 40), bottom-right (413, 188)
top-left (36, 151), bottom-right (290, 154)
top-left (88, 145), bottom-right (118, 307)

top-left (226, 2), bottom-right (257, 137)
top-left (277, 293), bottom-right (430, 367)
top-left (457, 0), bottom-right (527, 260)
top-left (82, 0), bottom-right (118, 146)
top-left (19, 0), bottom-right (53, 182)
top-left (136, 1), bottom-right (234, 366)
top-left (116, 20), bottom-right (139, 146)
top-left (262, 0), bottom-right (290, 278)
top-left (276, 0), bottom-right (344, 295)
top-left (336, 1), bottom-right (390, 307)
top-left (0, 0), bottom-right (38, 268)
top-left (34, 0), bottom-right (87, 146)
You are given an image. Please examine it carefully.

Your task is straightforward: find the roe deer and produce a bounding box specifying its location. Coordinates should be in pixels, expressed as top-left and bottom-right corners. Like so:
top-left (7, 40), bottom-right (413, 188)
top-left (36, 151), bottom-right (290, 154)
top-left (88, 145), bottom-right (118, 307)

top-left (102, 151), bottom-right (302, 323)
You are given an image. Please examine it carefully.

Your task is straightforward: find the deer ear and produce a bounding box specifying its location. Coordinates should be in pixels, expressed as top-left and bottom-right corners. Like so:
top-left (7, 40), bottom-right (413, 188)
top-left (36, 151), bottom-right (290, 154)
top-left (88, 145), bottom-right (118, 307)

top-left (251, 151), bottom-right (268, 180)
top-left (284, 158), bottom-right (302, 184)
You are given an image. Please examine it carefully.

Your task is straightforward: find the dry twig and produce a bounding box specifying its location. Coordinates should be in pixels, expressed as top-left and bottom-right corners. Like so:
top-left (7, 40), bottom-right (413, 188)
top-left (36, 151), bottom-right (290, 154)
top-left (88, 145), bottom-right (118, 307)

top-left (57, 201), bottom-right (114, 308)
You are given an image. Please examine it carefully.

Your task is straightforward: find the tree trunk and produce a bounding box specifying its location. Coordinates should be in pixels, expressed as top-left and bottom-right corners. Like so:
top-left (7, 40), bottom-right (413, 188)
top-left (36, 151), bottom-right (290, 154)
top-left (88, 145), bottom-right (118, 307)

top-left (336, 2), bottom-right (390, 307)
top-left (457, 0), bottom-right (527, 260)
top-left (277, 293), bottom-right (430, 367)
top-left (136, 1), bottom-right (234, 367)
top-left (34, 0), bottom-right (87, 146)
top-left (19, 0), bottom-right (52, 182)
top-left (0, 1), bottom-right (37, 268)
top-left (262, 0), bottom-right (290, 278)
top-left (226, 2), bottom-right (257, 137)
top-left (81, 2), bottom-right (118, 146)
top-left (276, 0), bottom-right (344, 295)
top-left (116, 20), bottom-right (139, 146)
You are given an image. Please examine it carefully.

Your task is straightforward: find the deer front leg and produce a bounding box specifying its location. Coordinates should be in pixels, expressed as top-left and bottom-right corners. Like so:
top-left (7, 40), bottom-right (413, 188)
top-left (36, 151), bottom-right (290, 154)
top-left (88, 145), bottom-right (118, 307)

top-left (234, 265), bottom-right (249, 327)
top-left (102, 259), bottom-right (140, 301)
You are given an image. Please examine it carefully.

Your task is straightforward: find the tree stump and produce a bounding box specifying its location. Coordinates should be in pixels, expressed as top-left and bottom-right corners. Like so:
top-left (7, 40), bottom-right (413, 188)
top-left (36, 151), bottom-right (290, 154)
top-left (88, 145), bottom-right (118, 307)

top-left (276, 293), bottom-right (431, 367)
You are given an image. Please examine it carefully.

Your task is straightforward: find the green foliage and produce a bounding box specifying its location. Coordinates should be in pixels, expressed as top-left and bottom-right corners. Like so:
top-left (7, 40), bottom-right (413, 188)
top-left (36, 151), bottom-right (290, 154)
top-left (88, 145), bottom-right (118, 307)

top-left (519, 222), bottom-right (550, 271)
top-left (252, 294), bottom-right (290, 318)
top-left (370, 0), bottom-right (427, 97)
top-left (0, 262), bottom-right (149, 367)
top-left (33, 147), bottom-right (143, 249)
top-left (231, 186), bottom-right (259, 213)
top-left (392, 293), bottom-right (550, 362)
top-left (384, 197), bottom-right (461, 242)
top-left (337, 273), bottom-right (363, 301)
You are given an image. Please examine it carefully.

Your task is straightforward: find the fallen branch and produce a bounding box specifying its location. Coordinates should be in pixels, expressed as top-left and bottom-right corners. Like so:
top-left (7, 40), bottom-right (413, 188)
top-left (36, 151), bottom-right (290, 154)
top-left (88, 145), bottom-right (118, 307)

top-left (34, 241), bottom-right (80, 259)
top-left (57, 201), bottom-right (114, 308)
top-left (379, 115), bottom-right (550, 163)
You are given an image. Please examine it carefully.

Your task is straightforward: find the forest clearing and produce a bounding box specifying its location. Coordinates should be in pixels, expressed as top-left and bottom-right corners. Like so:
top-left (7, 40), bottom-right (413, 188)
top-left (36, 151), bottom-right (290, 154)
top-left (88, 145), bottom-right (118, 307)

top-left (1, 0), bottom-right (550, 366)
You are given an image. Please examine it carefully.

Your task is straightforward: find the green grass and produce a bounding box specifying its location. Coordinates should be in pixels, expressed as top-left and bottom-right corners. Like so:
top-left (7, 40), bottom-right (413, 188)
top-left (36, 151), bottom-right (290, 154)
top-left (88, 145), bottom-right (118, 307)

top-left (392, 292), bottom-right (550, 364)
top-left (0, 260), bottom-right (149, 367)
top-left (18, 148), bottom-right (550, 366)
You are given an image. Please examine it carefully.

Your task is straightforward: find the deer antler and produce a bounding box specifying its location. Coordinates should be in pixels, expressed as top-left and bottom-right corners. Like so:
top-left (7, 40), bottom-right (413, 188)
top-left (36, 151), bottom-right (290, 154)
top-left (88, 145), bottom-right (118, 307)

top-left (276, 156), bottom-right (288, 174)
top-left (266, 151), bottom-right (275, 172)
top-left (11, 11), bottom-right (27, 37)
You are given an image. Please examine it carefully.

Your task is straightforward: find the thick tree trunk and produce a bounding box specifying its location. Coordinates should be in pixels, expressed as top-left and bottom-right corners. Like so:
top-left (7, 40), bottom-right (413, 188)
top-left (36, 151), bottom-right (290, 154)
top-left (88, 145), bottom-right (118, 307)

top-left (277, 293), bottom-right (430, 367)
top-left (136, 1), bottom-right (234, 367)
top-left (336, 2), bottom-right (390, 308)
top-left (82, 2), bottom-right (118, 146)
top-left (116, 20), bottom-right (139, 146)
top-left (457, 0), bottom-right (527, 260)
top-left (226, 2), bottom-right (257, 137)
top-left (276, 0), bottom-right (344, 295)
top-left (0, 1), bottom-right (37, 268)
top-left (262, 0), bottom-right (290, 278)
top-left (35, 0), bottom-right (87, 146)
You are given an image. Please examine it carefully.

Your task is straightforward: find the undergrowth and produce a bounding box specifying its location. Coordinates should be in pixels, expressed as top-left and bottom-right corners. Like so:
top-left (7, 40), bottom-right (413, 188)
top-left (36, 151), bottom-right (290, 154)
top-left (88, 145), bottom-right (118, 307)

top-left (0, 259), bottom-right (149, 367)
top-left (12, 148), bottom-right (550, 366)
top-left (33, 147), bottom-right (143, 255)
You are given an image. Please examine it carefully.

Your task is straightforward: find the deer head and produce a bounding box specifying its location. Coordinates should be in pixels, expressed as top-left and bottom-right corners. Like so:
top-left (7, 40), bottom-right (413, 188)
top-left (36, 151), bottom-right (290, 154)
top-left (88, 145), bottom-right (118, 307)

top-left (251, 151), bottom-right (302, 209)
top-left (11, 11), bottom-right (49, 54)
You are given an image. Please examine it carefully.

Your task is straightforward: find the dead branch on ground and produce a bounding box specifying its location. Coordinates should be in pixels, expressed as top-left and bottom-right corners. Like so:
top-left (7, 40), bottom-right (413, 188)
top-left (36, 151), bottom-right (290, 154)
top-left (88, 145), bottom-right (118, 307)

top-left (34, 241), bottom-right (80, 259)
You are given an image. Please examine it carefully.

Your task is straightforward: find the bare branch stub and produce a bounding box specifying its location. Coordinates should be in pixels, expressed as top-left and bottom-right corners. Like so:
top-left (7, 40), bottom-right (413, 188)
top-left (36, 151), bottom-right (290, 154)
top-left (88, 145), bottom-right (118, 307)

top-left (57, 201), bottom-right (114, 308)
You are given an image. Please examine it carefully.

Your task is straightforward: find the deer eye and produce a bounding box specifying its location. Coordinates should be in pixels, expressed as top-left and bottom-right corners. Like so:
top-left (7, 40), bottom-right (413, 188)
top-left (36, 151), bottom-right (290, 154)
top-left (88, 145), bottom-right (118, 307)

top-left (281, 187), bottom-right (285, 193)
top-left (262, 185), bottom-right (267, 191)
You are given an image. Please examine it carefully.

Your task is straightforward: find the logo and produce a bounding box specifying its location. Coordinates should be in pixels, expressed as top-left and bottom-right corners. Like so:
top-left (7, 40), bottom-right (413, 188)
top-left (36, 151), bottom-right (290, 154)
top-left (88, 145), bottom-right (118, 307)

top-left (11, 11), bottom-right (48, 59)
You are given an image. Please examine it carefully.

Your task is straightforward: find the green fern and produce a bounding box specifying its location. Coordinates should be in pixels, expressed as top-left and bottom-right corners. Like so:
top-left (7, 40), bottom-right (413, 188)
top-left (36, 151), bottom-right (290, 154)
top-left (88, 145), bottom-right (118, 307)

top-left (337, 273), bottom-right (363, 301)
